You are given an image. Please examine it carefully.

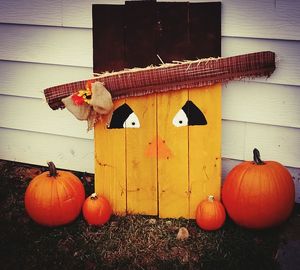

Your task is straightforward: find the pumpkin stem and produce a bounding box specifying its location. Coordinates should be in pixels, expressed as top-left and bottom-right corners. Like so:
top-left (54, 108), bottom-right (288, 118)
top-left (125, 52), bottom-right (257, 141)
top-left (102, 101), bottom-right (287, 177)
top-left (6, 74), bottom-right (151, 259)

top-left (208, 195), bottom-right (215, 202)
top-left (47, 162), bottom-right (58, 177)
top-left (90, 193), bottom-right (98, 200)
top-left (253, 148), bottom-right (265, 165)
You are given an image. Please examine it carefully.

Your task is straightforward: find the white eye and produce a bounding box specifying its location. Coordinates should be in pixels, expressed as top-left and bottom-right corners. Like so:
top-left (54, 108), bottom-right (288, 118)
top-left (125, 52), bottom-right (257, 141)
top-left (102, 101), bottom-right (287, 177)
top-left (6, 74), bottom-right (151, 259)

top-left (123, 112), bottom-right (140, 128)
top-left (172, 109), bottom-right (188, 127)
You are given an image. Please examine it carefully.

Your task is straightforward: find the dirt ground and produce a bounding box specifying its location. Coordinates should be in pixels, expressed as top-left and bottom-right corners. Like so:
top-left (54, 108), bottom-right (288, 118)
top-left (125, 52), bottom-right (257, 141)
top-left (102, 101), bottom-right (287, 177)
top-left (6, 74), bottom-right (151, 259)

top-left (0, 159), bottom-right (299, 270)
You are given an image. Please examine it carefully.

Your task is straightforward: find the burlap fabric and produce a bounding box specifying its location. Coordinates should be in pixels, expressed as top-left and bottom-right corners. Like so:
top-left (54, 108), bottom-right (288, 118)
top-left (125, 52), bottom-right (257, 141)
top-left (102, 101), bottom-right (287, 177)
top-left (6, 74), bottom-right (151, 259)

top-left (44, 51), bottom-right (276, 110)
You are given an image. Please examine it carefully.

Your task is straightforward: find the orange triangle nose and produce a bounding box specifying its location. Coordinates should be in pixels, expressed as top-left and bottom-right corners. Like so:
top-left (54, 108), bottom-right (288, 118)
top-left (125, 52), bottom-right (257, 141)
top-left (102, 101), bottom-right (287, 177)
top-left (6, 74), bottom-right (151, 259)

top-left (145, 136), bottom-right (172, 159)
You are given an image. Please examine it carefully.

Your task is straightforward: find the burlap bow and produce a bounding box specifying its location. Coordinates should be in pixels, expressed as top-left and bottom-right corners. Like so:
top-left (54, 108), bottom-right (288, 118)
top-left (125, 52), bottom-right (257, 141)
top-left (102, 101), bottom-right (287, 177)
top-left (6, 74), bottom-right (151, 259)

top-left (62, 82), bottom-right (113, 130)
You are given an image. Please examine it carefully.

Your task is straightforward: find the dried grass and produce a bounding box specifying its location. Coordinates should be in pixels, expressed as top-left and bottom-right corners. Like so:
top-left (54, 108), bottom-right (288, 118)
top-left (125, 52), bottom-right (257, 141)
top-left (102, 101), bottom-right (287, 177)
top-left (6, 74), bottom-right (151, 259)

top-left (0, 160), bottom-right (284, 270)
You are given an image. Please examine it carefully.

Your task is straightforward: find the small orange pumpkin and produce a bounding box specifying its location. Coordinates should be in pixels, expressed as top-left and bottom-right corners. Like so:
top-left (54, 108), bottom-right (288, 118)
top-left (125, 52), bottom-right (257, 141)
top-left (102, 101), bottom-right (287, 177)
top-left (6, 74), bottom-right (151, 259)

top-left (82, 193), bottom-right (112, 225)
top-left (222, 148), bottom-right (295, 229)
top-left (24, 162), bottom-right (85, 226)
top-left (196, 195), bottom-right (226, 231)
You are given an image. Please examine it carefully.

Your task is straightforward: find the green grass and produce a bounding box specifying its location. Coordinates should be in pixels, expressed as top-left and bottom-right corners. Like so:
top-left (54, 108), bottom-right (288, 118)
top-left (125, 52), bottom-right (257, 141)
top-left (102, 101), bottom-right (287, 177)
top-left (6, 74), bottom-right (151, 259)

top-left (0, 160), bottom-right (285, 270)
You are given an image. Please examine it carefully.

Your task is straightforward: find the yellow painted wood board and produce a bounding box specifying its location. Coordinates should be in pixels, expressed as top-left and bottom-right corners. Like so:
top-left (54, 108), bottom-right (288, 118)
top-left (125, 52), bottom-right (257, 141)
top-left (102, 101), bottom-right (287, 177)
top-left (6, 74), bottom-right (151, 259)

top-left (188, 84), bottom-right (222, 219)
top-left (94, 84), bottom-right (222, 219)
top-left (126, 94), bottom-right (158, 215)
top-left (94, 99), bottom-right (127, 215)
top-left (157, 90), bottom-right (190, 218)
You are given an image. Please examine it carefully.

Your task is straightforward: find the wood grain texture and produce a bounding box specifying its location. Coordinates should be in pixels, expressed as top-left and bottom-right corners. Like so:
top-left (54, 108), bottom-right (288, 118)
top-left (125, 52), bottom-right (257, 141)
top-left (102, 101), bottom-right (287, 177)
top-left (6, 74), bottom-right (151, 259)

top-left (92, 2), bottom-right (220, 70)
top-left (94, 85), bottom-right (222, 218)
top-left (124, 0), bottom-right (158, 68)
top-left (93, 4), bottom-right (125, 73)
top-left (188, 2), bottom-right (221, 58)
top-left (157, 90), bottom-right (189, 218)
top-left (94, 100), bottom-right (127, 215)
top-left (188, 84), bottom-right (222, 219)
top-left (156, 2), bottom-right (189, 63)
top-left (126, 95), bottom-right (158, 215)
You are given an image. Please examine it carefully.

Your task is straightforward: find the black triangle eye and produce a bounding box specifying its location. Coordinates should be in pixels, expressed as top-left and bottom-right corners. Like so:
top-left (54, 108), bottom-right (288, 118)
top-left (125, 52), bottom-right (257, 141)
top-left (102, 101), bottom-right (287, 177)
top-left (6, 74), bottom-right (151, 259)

top-left (172, 100), bottom-right (207, 127)
top-left (107, 103), bottom-right (140, 129)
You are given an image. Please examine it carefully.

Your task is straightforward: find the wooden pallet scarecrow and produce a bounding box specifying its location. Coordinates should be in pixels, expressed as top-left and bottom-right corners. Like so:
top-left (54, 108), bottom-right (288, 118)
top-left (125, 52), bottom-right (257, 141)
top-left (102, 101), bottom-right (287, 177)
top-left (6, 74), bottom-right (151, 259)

top-left (44, 1), bottom-right (276, 219)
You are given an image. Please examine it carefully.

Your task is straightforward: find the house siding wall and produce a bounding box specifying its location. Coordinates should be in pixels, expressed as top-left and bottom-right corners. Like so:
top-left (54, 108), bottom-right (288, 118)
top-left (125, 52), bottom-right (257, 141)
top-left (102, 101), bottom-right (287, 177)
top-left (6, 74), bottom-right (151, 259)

top-left (0, 0), bottom-right (299, 200)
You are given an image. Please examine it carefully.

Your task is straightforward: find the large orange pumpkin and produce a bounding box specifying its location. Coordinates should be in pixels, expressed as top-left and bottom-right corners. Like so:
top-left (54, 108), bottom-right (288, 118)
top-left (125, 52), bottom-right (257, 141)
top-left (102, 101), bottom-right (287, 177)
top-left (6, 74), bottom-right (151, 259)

top-left (222, 149), bottom-right (295, 229)
top-left (82, 193), bottom-right (112, 226)
top-left (25, 162), bottom-right (85, 226)
top-left (196, 195), bottom-right (226, 231)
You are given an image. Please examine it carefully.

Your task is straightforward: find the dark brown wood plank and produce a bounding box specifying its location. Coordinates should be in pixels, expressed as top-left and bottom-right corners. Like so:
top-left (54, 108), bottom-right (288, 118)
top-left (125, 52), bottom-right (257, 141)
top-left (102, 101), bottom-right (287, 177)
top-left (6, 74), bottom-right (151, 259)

top-left (92, 5), bottom-right (125, 73)
top-left (124, 0), bottom-right (159, 68)
top-left (92, 1), bottom-right (221, 71)
top-left (188, 2), bottom-right (221, 59)
top-left (156, 2), bottom-right (189, 63)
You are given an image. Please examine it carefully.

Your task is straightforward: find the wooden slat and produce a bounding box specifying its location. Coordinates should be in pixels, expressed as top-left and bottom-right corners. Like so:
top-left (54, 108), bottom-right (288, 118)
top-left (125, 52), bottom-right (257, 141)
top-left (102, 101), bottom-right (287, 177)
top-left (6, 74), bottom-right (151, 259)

top-left (188, 84), bottom-right (222, 219)
top-left (94, 100), bottom-right (127, 215)
top-left (92, 4), bottom-right (125, 73)
top-left (156, 2), bottom-right (189, 63)
top-left (189, 2), bottom-right (221, 59)
top-left (157, 90), bottom-right (189, 218)
top-left (126, 95), bottom-right (157, 215)
top-left (124, 0), bottom-right (158, 68)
